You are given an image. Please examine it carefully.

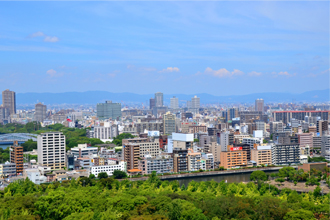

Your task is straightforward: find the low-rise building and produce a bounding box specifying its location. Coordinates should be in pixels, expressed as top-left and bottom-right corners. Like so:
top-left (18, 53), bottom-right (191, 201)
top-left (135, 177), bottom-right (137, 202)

top-left (90, 161), bottom-right (126, 177)
top-left (138, 155), bottom-right (173, 175)
top-left (0, 161), bottom-right (16, 177)
top-left (251, 144), bottom-right (272, 166)
top-left (71, 144), bottom-right (98, 159)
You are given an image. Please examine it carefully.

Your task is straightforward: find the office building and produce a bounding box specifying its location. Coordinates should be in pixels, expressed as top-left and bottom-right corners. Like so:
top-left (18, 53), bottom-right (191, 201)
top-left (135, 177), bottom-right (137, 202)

top-left (255, 120), bottom-right (265, 133)
top-left (239, 111), bottom-right (267, 123)
top-left (10, 141), bottom-right (23, 175)
top-left (270, 121), bottom-right (284, 134)
top-left (271, 144), bottom-right (300, 165)
top-left (163, 112), bottom-right (176, 135)
top-left (251, 144), bottom-right (272, 166)
top-left (227, 108), bottom-right (238, 122)
top-left (321, 135), bottom-right (330, 161)
top-left (136, 121), bottom-right (163, 134)
top-left (0, 106), bottom-right (10, 123)
top-left (186, 100), bottom-right (192, 108)
top-left (298, 133), bottom-right (313, 148)
top-left (181, 121), bottom-right (197, 133)
top-left (173, 149), bottom-right (188, 172)
top-left (37, 132), bottom-right (66, 170)
top-left (96, 101), bottom-right (122, 119)
top-left (155, 92), bottom-right (163, 107)
top-left (170, 96), bottom-right (179, 109)
top-left (255, 99), bottom-right (264, 113)
top-left (172, 133), bottom-right (194, 150)
top-left (149, 98), bottom-right (155, 109)
top-left (123, 143), bottom-right (140, 170)
top-left (34, 103), bottom-right (47, 122)
top-left (313, 136), bottom-right (322, 149)
top-left (191, 96), bottom-right (200, 109)
top-left (242, 137), bottom-right (262, 148)
top-left (2, 89), bottom-right (16, 115)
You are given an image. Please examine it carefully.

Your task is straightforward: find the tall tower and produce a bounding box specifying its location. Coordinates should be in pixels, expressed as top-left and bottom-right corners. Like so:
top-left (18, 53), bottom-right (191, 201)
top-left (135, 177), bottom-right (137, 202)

top-left (170, 96), bottom-right (179, 109)
top-left (155, 92), bottom-right (163, 107)
top-left (35, 103), bottom-right (47, 122)
top-left (149, 98), bottom-right (155, 109)
top-left (255, 99), bottom-right (264, 113)
top-left (191, 96), bottom-right (200, 109)
top-left (2, 89), bottom-right (16, 115)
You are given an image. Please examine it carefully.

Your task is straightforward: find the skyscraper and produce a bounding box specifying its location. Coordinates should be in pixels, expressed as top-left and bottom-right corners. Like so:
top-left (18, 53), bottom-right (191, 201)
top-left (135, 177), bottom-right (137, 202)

top-left (155, 92), bottom-right (163, 107)
top-left (255, 99), bottom-right (264, 113)
top-left (149, 98), bottom-right (155, 109)
top-left (170, 96), bottom-right (179, 109)
top-left (191, 96), bottom-right (200, 109)
top-left (163, 112), bottom-right (176, 135)
top-left (96, 101), bottom-right (122, 119)
top-left (2, 89), bottom-right (16, 115)
top-left (35, 103), bottom-right (47, 122)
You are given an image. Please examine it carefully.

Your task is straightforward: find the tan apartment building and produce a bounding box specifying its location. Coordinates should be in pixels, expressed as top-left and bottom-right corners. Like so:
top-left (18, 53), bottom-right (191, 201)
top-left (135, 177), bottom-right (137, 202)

top-left (220, 146), bottom-right (247, 169)
top-left (123, 137), bottom-right (160, 157)
top-left (188, 125), bottom-right (207, 134)
top-left (251, 144), bottom-right (272, 166)
top-left (123, 143), bottom-right (140, 170)
top-left (10, 141), bottom-right (23, 175)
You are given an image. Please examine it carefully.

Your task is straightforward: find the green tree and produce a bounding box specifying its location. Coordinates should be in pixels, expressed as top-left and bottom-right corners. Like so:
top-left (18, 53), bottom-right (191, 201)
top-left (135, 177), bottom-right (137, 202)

top-left (98, 172), bottom-right (108, 179)
top-left (250, 170), bottom-right (268, 181)
top-left (283, 209), bottom-right (316, 220)
top-left (113, 170), bottom-right (127, 179)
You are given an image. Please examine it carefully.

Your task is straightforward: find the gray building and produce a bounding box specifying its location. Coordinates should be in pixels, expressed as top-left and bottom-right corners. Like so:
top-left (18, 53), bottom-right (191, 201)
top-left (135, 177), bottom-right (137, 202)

top-left (0, 106), bottom-right (10, 123)
top-left (2, 89), bottom-right (16, 115)
top-left (170, 96), bottom-right (179, 109)
top-left (136, 121), bottom-right (163, 134)
top-left (270, 121), bottom-right (284, 134)
top-left (321, 135), bottom-right (330, 161)
top-left (97, 101), bottom-right (121, 119)
top-left (191, 96), bottom-right (200, 109)
top-left (155, 92), bottom-right (163, 107)
top-left (138, 156), bottom-right (173, 175)
top-left (255, 99), bottom-right (264, 113)
top-left (271, 144), bottom-right (300, 165)
top-left (163, 113), bottom-right (176, 135)
top-left (34, 103), bottom-right (47, 122)
top-left (0, 161), bottom-right (16, 177)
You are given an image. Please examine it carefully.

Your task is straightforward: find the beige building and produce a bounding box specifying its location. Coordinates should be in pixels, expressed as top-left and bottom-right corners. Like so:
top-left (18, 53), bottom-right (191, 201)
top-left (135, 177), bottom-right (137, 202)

top-left (220, 148), bottom-right (247, 169)
top-left (181, 121), bottom-right (197, 133)
top-left (123, 137), bottom-right (160, 158)
top-left (123, 143), bottom-right (140, 170)
top-left (187, 149), bottom-right (201, 171)
top-left (163, 112), bottom-right (176, 135)
top-left (2, 89), bottom-right (16, 115)
top-left (251, 144), bottom-right (272, 166)
top-left (234, 134), bottom-right (250, 144)
top-left (209, 142), bottom-right (221, 164)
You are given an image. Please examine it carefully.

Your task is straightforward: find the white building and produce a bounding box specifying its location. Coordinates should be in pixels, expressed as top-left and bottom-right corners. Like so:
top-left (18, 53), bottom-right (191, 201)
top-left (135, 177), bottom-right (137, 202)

top-left (243, 137), bottom-right (262, 149)
top-left (191, 96), bottom-right (200, 109)
top-left (170, 96), bottom-right (179, 109)
top-left (71, 144), bottom-right (98, 159)
top-left (321, 135), bottom-right (330, 161)
top-left (89, 161), bottom-right (126, 177)
top-left (94, 122), bottom-right (118, 142)
top-left (37, 132), bottom-right (66, 170)
top-left (172, 133), bottom-right (194, 150)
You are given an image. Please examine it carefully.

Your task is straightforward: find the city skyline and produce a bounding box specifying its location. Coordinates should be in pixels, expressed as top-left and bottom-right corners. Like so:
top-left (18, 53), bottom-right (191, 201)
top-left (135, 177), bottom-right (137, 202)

top-left (0, 1), bottom-right (329, 95)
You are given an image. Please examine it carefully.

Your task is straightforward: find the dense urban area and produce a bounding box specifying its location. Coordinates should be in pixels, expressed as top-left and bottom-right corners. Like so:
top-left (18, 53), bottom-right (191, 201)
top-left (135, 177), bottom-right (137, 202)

top-left (0, 89), bottom-right (329, 219)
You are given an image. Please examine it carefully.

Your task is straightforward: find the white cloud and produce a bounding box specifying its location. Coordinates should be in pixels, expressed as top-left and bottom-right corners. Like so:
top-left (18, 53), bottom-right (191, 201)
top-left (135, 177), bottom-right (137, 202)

top-left (30, 31), bottom-right (45, 38)
top-left (44, 36), bottom-right (59, 43)
top-left (272, 71), bottom-right (296, 77)
top-left (201, 67), bottom-right (244, 78)
top-left (46, 69), bottom-right (57, 77)
top-left (248, 71), bottom-right (262, 76)
top-left (160, 67), bottom-right (180, 73)
top-left (28, 32), bottom-right (59, 43)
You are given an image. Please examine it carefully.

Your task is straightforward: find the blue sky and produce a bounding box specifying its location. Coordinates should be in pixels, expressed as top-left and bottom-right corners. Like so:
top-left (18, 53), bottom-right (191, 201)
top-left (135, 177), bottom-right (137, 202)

top-left (0, 1), bottom-right (329, 96)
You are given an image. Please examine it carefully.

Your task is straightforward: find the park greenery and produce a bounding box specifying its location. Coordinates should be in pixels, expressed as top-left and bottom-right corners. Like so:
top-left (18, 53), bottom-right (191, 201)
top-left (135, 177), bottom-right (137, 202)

top-left (308, 156), bottom-right (327, 163)
top-left (0, 171), bottom-right (329, 220)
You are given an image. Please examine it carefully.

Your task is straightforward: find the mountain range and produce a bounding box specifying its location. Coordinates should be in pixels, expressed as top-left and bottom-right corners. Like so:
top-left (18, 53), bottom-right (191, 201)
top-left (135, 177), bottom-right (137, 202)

top-left (16, 89), bottom-right (329, 105)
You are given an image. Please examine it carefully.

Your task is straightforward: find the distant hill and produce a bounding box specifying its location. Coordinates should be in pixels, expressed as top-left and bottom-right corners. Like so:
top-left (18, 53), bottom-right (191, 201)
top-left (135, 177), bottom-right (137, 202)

top-left (16, 89), bottom-right (329, 105)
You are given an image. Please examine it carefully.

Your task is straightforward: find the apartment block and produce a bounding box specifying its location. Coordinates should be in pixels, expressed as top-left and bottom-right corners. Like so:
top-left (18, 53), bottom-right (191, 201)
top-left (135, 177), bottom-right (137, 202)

top-left (138, 155), bottom-right (173, 175)
top-left (172, 133), bottom-right (194, 150)
top-left (187, 149), bottom-right (201, 171)
top-left (251, 145), bottom-right (272, 166)
top-left (123, 137), bottom-right (160, 158)
top-left (173, 149), bottom-right (188, 172)
top-left (298, 133), bottom-right (313, 148)
top-left (163, 112), bottom-right (176, 135)
top-left (37, 132), bottom-right (66, 170)
top-left (123, 143), bottom-right (140, 170)
top-left (321, 135), bottom-right (330, 161)
top-left (90, 161), bottom-right (126, 177)
top-left (271, 144), bottom-right (300, 165)
top-left (10, 141), bottom-right (23, 175)
top-left (0, 162), bottom-right (16, 177)
top-left (220, 147), bottom-right (247, 169)
top-left (94, 123), bottom-right (118, 140)
top-left (70, 144), bottom-right (98, 159)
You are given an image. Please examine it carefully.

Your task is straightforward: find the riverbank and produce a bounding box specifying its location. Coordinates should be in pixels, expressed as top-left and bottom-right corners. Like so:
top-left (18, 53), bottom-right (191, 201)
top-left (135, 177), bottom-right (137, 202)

top-left (126, 167), bottom-right (282, 182)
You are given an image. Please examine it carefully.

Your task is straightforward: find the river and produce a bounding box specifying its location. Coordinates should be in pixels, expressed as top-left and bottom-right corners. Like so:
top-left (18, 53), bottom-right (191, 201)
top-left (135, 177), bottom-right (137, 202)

top-left (169, 170), bottom-right (279, 186)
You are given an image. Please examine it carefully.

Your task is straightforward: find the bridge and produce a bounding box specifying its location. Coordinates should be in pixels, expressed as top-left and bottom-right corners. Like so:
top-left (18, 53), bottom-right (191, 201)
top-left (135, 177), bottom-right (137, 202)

top-left (0, 133), bottom-right (38, 145)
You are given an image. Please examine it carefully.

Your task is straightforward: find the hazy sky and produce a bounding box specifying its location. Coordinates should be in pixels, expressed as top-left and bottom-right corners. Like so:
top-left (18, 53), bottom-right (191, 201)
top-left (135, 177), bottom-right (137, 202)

top-left (0, 1), bottom-right (329, 95)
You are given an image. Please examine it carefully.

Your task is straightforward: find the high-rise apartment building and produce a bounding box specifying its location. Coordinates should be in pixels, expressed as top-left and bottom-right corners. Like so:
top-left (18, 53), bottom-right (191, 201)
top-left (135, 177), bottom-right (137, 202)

top-left (96, 101), bottom-right (121, 119)
top-left (0, 106), bottom-right (10, 123)
top-left (34, 103), bottom-right (47, 122)
top-left (10, 141), bottom-right (23, 175)
top-left (173, 149), bottom-right (188, 172)
top-left (191, 96), bottom-right (200, 109)
top-left (255, 99), bottom-right (264, 113)
top-left (271, 144), bottom-right (300, 165)
top-left (149, 98), bottom-right (155, 109)
top-left (2, 89), bottom-right (16, 115)
top-left (123, 143), bottom-right (140, 170)
top-left (317, 120), bottom-right (328, 136)
top-left (220, 131), bottom-right (234, 151)
top-left (37, 132), bottom-right (66, 170)
top-left (170, 96), bottom-right (179, 109)
top-left (186, 100), bottom-right (192, 108)
top-left (155, 92), bottom-right (163, 107)
top-left (163, 112), bottom-right (176, 135)
top-left (321, 135), bottom-right (330, 161)
top-left (272, 111), bottom-right (330, 124)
